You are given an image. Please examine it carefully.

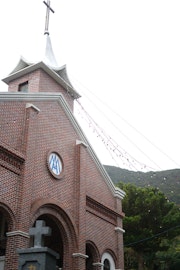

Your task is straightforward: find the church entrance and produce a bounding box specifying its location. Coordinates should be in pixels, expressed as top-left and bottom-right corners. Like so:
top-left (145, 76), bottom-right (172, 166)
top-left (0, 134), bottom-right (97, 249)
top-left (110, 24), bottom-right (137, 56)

top-left (31, 214), bottom-right (63, 269)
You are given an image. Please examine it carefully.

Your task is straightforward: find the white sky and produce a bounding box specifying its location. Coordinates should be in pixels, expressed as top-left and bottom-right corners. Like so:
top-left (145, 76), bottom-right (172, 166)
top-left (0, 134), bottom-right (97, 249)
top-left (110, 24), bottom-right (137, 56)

top-left (1, 0), bottom-right (180, 172)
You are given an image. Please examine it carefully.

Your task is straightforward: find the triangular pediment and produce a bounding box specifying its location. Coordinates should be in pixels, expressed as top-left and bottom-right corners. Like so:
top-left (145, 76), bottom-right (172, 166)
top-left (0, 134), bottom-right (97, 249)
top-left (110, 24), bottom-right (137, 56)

top-left (0, 92), bottom-right (125, 200)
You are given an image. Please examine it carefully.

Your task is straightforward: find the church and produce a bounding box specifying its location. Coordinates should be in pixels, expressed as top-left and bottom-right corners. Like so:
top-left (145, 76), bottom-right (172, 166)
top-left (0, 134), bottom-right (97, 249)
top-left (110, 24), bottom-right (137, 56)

top-left (0, 1), bottom-right (125, 269)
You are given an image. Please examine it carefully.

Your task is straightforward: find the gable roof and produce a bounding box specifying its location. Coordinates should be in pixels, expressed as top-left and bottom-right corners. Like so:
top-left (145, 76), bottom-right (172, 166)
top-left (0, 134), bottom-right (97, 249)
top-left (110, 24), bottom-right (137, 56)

top-left (0, 92), bottom-right (125, 200)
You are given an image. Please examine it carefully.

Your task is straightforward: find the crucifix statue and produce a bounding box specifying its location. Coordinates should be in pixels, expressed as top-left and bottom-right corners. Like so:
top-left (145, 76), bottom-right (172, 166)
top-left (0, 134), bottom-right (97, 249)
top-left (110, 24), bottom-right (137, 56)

top-left (43, 0), bottom-right (55, 35)
top-left (29, 220), bottom-right (51, 248)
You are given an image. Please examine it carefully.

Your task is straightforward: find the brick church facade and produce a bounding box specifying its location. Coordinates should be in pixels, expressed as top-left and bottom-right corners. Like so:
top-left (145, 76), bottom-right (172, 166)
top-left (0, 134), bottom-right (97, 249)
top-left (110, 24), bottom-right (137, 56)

top-left (0, 13), bottom-right (125, 269)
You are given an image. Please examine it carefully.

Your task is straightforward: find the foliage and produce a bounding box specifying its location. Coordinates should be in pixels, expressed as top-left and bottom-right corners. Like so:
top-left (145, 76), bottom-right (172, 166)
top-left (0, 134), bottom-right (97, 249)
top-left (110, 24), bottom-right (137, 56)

top-left (116, 182), bottom-right (180, 270)
top-left (155, 236), bottom-right (180, 270)
top-left (104, 165), bottom-right (180, 205)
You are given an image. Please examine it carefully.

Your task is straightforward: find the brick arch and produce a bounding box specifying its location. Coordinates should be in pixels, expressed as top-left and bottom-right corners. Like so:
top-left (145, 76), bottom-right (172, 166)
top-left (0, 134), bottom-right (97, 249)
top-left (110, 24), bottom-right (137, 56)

top-left (86, 241), bottom-right (100, 269)
top-left (0, 202), bottom-right (16, 231)
top-left (30, 198), bottom-right (78, 241)
top-left (30, 199), bottom-right (78, 269)
top-left (0, 202), bottom-right (16, 260)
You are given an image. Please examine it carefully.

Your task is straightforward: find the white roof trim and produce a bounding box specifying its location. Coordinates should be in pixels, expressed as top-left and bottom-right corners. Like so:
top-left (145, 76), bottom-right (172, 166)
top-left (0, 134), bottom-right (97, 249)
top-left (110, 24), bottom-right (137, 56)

top-left (0, 92), bottom-right (125, 200)
top-left (2, 61), bottom-right (80, 99)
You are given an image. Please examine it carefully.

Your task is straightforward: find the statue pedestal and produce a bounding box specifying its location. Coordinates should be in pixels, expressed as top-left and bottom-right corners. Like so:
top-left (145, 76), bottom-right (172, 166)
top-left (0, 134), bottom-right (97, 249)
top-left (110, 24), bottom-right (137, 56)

top-left (17, 247), bottom-right (59, 270)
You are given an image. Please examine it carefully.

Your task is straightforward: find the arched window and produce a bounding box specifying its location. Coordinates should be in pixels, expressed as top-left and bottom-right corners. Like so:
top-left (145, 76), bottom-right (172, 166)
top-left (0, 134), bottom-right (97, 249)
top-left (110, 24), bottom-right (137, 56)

top-left (104, 258), bottom-right (110, 270)
top-left (101, 252), bottom-right (115, 270)
top-left (86, 242), bottom-right (99, 270)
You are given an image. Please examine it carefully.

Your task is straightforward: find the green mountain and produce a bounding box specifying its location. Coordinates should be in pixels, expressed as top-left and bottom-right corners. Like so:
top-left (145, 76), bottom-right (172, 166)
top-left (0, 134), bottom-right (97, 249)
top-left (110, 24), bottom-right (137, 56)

top-left (104, 165), bottom-right (180, 205)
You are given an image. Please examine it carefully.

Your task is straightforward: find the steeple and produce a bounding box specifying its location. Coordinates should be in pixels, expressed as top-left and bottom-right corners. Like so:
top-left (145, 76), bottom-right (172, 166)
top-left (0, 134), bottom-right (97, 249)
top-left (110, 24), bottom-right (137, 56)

top-left (2, 0), bottom-right (81, 103)
top-left (43, 0), bottom-right (58, 68)
top-left (44, 34), bottom-right (58, 67)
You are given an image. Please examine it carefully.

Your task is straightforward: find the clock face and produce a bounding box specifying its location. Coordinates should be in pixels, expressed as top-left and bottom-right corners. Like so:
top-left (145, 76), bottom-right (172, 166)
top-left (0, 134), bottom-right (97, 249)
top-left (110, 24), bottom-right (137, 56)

top-left (48, 152), bottom-right (63, 177)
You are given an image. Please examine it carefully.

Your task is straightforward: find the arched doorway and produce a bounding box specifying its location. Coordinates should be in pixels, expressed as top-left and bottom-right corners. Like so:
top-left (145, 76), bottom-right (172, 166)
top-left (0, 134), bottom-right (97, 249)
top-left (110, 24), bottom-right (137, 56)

top-left (30, 214), bottom-right (63, 268)
top-left (30, 201), bottom-right (78, 269)
top-left (86, 242), bottom-right (99, 270)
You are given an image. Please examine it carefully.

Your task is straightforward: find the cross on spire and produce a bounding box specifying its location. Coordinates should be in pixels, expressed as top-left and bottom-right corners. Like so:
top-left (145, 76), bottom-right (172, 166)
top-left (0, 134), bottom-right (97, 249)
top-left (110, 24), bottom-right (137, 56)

top-left (43, 0), bottom-right (55, 35)
top-left (29, 220), bottom-right (51, 248)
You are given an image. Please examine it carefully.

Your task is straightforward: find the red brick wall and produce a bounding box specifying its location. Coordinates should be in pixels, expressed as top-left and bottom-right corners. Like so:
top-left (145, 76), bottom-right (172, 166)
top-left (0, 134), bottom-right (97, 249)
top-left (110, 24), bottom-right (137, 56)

top-left (8, 69), bottom-right (74, 110)
top-left (86, 211), bottom-right (117, 256)
top-left (0, 167), bottom-right (20, 215)
top-left (38, 70), bottom-right (74, 109)
top-left (86, 153), bottom-right (118, 209)
top-left (5, 235), bottom-right (29, 270)
top-left (0, 68), bottom-right (124, 269)
top-left (0, 102), bottom-right (25, 150)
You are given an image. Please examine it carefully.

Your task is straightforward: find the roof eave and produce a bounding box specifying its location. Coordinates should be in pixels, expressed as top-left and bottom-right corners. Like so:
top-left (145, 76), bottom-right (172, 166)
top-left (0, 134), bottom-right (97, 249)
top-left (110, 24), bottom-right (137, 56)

top-left (2, 61), bottom-right (81, 100)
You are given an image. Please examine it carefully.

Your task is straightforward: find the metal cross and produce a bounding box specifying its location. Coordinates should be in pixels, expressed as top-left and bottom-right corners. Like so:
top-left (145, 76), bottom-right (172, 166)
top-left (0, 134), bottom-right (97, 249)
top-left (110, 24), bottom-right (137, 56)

top-left (43, 0), bottom-right (55, 35)
top-left (29, 220), bottom-right (51, 248)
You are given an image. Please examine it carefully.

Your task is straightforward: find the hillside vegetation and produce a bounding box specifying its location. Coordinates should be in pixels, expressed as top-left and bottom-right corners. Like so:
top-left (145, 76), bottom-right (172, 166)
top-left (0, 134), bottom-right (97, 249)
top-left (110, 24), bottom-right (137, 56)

top-left (104, 165), bottom-right (180, 205)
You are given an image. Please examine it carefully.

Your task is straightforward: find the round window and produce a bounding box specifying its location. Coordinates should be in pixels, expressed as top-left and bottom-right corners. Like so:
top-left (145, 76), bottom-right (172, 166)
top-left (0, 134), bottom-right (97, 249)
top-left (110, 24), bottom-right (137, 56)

top-left (48, 152), bottom-right (63, 179)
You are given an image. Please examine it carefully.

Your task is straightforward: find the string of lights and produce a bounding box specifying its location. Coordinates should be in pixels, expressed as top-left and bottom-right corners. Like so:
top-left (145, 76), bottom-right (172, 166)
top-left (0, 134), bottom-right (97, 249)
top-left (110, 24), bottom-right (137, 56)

top-left (75, 99), bottom-right (157, 171)
top-left (70, 73), bottom-right (180, 170)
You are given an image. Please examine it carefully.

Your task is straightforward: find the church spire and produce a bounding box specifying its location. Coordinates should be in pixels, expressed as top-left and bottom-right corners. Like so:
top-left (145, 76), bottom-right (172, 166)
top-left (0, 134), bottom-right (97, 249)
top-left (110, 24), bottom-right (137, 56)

top-left (43, 0), bottom-right (55, 35)
top-left (2, 0), bottom-right (81, 100)
top-left (43, 0), bottom-right (58, 67)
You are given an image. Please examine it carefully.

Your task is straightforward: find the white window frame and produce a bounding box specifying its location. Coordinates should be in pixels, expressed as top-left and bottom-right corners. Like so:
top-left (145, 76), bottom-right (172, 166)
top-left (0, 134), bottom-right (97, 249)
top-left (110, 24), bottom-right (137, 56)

top-left (101, 252), bottom-right (115, 270)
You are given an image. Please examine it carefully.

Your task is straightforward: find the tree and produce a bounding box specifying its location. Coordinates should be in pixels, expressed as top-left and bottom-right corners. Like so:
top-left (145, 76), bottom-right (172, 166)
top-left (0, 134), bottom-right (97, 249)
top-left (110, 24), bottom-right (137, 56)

top-left (117, 183), bottom-right (180, 270)
top-left (156, 236), bottom-right (180, 270)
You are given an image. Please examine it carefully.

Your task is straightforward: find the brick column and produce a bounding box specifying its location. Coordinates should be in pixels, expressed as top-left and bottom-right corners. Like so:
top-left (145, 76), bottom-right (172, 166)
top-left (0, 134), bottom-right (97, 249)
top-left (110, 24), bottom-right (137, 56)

top-left (115, 226), bottom-right (125, 270)
top-left (114, 194), bottom-right (125, 270)
top-left (73, 140), bottom-right (88, 270)
top-left (72, 253), bottom-right (88, 270)
top-left (5, 231), bottom-right (29, 270)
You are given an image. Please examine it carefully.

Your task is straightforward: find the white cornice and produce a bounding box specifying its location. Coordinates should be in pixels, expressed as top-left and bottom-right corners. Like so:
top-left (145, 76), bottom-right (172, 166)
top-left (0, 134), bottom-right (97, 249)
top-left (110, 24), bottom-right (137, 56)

top-left (0, 92), bottom-right (125, 200)
top-left (115, 227), bottom-right (125, 233)
top-left (2, 61), bottom-right (80, 99)
top-left (72, 253), bottom-right (88, 259)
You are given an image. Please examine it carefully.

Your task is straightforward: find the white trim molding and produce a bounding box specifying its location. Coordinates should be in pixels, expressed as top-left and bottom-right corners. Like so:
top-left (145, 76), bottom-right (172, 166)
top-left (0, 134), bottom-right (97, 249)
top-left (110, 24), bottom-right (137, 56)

top-left (101, 252), bottom-right (115, 270)
top-left (72, 253), bottom-right (89, 259)
top-left (76, 139), bottom-right (88, 148)
top-left (26, 103), bottom-right (40, 112)
top-left (115, 227), bottom-right (125, 234)
top-left (6, 230), bottom-right (30, 238)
